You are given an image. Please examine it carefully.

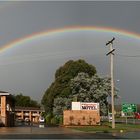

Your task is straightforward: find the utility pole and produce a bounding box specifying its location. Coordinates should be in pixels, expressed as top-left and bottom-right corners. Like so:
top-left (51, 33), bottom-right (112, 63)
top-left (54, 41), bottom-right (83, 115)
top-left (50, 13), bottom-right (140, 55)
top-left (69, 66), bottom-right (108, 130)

top-left (106, 37), bottom-right (115, 129)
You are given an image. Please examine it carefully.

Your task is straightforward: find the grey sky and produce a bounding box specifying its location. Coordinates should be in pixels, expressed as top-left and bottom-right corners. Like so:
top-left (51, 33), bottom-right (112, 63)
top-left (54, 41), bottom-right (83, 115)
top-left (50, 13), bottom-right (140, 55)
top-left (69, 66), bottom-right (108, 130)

top-left (0, 1), bottom-right (140, 104)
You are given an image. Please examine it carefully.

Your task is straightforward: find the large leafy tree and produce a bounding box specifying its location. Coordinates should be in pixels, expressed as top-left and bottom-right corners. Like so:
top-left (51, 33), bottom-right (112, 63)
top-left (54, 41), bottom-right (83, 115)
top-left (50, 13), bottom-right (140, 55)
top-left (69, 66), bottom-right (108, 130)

top-left (53, 72), bottom-right (118, 116)
top-left (70, 72), bottom-right (113, 115)
top-left (53, 97), bottom-right (72, 116)
top-left (41, 59), bottom-right (96, 113)
top-left (14, 93), bottom-right (40, 107)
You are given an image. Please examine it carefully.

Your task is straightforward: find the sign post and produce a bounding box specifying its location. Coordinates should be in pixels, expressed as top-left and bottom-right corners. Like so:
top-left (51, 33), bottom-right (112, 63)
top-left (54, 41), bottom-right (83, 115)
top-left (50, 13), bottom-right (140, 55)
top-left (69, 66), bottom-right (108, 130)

top-left (122, 103), bottom-right (137, 124)
top-left (122, 103), bottom-right (137, 114)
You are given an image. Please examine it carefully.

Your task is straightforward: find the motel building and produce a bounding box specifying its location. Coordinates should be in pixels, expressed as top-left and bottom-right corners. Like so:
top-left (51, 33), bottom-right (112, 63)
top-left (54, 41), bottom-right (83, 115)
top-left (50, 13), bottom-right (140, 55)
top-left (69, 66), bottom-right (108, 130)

top-left (15, 106), bottom-right (44, 123)
top-left (0, 91), bottom-right (15, 127)
top-left (0, 91), bottom-right (44, 126)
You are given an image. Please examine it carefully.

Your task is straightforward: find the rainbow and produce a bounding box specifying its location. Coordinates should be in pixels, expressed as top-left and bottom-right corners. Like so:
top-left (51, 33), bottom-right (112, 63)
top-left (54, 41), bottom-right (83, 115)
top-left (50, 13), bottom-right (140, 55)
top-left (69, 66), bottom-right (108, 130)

top-left (1, 26), bottom-right (140, 54)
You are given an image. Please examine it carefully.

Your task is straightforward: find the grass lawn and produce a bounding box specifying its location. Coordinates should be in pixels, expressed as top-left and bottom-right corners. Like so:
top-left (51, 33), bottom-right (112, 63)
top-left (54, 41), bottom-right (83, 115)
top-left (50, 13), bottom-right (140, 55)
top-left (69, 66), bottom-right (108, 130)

top-left (70, 122), bottom-right (140, 133)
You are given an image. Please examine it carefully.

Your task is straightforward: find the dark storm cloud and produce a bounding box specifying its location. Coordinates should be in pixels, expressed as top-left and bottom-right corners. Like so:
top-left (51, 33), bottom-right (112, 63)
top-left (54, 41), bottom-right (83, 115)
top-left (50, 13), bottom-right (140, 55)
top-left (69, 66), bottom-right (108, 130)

top-left (0, 1), bottom-right (140, 103)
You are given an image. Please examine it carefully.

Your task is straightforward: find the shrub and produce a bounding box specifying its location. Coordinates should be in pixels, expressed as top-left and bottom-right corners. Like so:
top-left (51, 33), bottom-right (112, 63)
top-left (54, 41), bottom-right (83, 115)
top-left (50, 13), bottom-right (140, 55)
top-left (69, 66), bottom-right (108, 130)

top-left (59, 115), bottom-right (63, 125)
top-left (45, 113), bottom-right (53, 125)
top-left (51, 115), bottom-right (60, 125)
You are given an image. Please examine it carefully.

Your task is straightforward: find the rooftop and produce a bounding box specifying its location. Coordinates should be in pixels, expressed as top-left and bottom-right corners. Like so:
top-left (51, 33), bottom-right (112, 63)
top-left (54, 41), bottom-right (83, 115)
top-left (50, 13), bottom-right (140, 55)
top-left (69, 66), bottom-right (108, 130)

top-left (0, 91), bottom-right (10, 96)
top-left (15, 106), bottom-right (44, 112)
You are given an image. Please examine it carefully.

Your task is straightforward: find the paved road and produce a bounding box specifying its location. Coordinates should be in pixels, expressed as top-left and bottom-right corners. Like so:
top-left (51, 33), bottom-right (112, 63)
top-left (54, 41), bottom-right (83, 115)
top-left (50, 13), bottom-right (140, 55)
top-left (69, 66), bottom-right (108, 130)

top-left (0, 126), bottom-right (140, 139)
top-left (0, 126), bottom-right (122, 139)
top-left (0, 133), bottom-right (121, 139)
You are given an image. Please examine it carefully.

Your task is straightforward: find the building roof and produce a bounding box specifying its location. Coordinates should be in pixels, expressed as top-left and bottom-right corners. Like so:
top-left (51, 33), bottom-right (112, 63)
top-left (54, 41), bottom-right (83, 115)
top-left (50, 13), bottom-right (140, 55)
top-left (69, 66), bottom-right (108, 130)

top-left (15, 106), bottom-right (44, 112)
top-left (0, 91), bottom-right (10, 96)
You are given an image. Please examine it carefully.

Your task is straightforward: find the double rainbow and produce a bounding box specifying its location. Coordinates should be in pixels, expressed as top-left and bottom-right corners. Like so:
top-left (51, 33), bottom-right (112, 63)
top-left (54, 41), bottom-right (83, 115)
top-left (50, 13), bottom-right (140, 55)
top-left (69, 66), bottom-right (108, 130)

top-left (1, 26), bottom-right (140, 54)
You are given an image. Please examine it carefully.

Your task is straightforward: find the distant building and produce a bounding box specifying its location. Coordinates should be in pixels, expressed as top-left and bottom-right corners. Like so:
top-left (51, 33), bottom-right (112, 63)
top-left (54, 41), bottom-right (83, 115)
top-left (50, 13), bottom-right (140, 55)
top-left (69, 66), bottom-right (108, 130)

top-left (0, 91), bottom-right (45, 126)
top-left (15, 106), bottom-right (44, 123)
top-left (0, 91), bottom-right (15, 127)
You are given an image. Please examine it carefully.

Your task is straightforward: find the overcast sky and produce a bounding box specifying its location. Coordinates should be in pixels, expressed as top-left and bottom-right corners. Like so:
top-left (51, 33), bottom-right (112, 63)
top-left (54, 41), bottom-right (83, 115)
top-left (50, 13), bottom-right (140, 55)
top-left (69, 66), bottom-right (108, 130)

top-left (0, 1), bottom-right (140, 104)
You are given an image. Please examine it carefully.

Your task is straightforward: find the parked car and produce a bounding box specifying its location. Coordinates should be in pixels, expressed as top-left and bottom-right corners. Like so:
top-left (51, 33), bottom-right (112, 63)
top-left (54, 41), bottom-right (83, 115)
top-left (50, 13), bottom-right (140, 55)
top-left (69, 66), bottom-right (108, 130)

top-left (25, 118), bottom-right (30, 122)
top-left (108, 113), bottom-right (112, 122)
top-left (134, 112), bottom-right (140, 119)
top-left (15, 119), bottom-right (24, 126)
top-left (39, 116), bottom-right (45, 128)
top-left (39, 116), bottom-right (45, 123)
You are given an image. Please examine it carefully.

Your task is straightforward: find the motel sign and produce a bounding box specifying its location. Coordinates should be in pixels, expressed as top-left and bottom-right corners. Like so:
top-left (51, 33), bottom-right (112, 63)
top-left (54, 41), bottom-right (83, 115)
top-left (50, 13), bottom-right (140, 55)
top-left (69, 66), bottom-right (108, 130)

top-left (72, 102), bottom-right (99, 111)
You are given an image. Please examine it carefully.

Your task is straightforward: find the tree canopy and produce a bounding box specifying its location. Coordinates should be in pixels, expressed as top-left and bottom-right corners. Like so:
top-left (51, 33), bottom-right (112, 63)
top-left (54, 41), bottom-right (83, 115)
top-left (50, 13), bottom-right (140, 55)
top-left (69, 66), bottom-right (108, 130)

top-left (13, 93), bottom-right (40, 107)
top-left (41, 59), bottom-right (97, 113)
top-left (53, 72), bottom-right (118, 116)
top-left (70, 72), bottom-right (116, 115)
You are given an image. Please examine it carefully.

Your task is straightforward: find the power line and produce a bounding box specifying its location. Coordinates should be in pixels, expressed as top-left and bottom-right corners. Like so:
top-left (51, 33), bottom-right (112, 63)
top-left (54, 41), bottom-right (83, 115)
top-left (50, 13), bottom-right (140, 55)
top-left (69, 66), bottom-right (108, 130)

top-left (116, 53), bottom-right (140, 58)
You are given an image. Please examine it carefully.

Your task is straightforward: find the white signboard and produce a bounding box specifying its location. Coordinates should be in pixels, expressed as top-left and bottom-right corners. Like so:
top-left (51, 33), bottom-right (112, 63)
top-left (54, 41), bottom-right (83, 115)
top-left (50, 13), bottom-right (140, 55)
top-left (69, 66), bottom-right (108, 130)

top-left (81, 103), bottom-right (99, 110)
top-left (72, 102), bottom-right (81, 110)
top-left (72, 102), bottom-right (99, 111)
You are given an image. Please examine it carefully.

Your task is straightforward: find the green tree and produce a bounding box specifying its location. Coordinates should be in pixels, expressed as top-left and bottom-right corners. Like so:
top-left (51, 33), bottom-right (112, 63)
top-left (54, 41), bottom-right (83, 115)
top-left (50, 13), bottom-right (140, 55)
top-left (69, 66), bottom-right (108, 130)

top-left (41, 59), bottom-right (96, 113)
top-left (70, 72), bottom-right (118, 115)
top-left (53, 97), bottom-right (72, 115)
top-left (53, 72), bottom-right (118, 116)
top-left (14, 93), bottom-right (40, 107)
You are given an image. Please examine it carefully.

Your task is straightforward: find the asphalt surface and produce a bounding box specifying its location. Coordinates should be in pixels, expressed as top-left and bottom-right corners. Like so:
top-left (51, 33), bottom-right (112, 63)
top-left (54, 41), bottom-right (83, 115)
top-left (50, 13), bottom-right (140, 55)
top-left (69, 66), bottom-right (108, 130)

top-left (0, 133), bottom-right (121, 139)
top-left (1, 124), bottom-right (140, 139)
top-left (0, 126), bottom-right (122, 139)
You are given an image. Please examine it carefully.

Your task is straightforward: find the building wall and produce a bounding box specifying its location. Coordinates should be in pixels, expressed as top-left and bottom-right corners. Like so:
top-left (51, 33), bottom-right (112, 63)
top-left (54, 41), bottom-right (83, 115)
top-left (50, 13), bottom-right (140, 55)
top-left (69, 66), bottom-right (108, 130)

top-left (63, 110), bottom-right (100, 126)
top-left (0, 94), bottom-right (15, 127)
top-left (15, 109), bottom-right (43, 123)
top-left (0, 96), bottom-right (6, 126)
